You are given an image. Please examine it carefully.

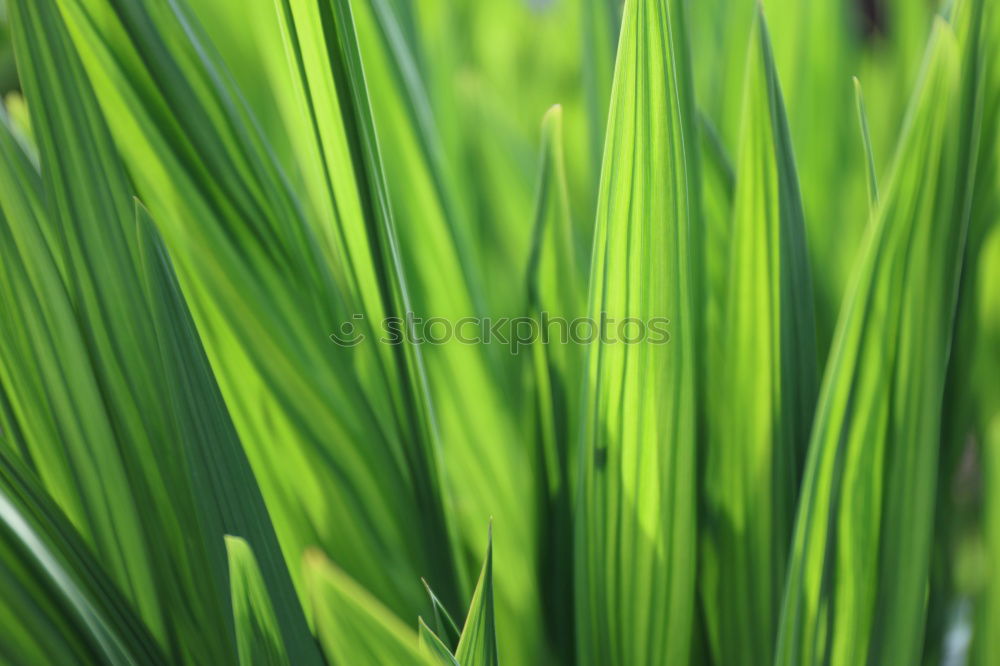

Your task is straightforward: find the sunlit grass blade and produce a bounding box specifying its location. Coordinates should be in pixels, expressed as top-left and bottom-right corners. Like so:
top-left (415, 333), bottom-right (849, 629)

top-left (775, 17), bottom-right (974, 665)
top-left (418, 618), bottom-right (460, 666)
top-left (0, 108), bottom-right (170, 655)
top-left (700, 8), bottom-right (818, 665)
top-left (304, 549), bottom-right (434, 666)
top-left (582, 0), bottom-right (620, 185)
top-left (924, 0), bottom-right (992, 656)
top-left (133, 201), bottom-right (317, 665)
top-left (938, 0), bottom-right (995, 449)
top-left (525, 103), bottom-right (583, 664)
top-left (225, 536), bottom-right (290, 666)
top-left (8, 3), bottom-right (229, 659)
top-left (0, 449), bottom-right (166, 666)
top-left (353, 5), bottom-right (550, 659)
top-left (576, 0), bottom-right (701, 663)
top-left (972, 227), bottom-right (1000, 665)
top-left (5, 3), bottom-right (318, 663)
top-left (52, 0), bottom-right (461, 622)
top-left (454, 527), bottom-right (499, 666)
top-left (853, 77), bottom-right (879, 210)
top-left (422, 579), bottom-right (461, 651)
top-left (528, 104), bottom-right (586, 439)
top-left (698, 110), bottom-right (736, 350)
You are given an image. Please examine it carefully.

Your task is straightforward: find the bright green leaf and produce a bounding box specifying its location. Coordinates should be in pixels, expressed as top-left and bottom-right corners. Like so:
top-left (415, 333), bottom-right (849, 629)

top-left (576, 0), bottom-right (701, 663)
top-left (454, 526), bottom-right (499, 666)
top-left (701, 9), bottom-right (818, 665)
top-left (418, 618), bottom-right (460, 666)
top-left (775, 18), bottom-right (975, 666)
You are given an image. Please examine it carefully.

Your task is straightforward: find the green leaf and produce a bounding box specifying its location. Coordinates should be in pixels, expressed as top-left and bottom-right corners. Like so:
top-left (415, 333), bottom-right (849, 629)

top-left (422, 578), bottom-right (461, 651)
top-left (454, 526), bottom-right (499, 666)
top-left (353, 7), bottom-right (550, 659)
top-left (853, 77), bottom-right (879, 211)
top-left (305, 549), bottom-right (434, 666)
top-left (0, 94), bottom-right (171, 658)
top-left (775, 18), bottom-right (973, 666)
top-left (7, 3), bottom-right (225, 658)
top-left (53, 0), bottom-right (462, 624)
top-left (576, 0), bottom-right (701, 663)
top-left (582, 0), bottom-right (621, 184)
top-left (225, 537), bottom-right (291, 666)
top-left (700, 8), bottom-right (818, 665)
top-left (133, 201), bottom-right (318, 666)
top-left (418, 618), bottom-right (460, 666)
top-left (698, 111), bottom-right (736, 415)
top-left (973, 228), bottom-right (1000, 666)
top-left (4, 4), bottom-right (318, 663)
top-left (524, 103), bottom-right (582, 663)
top-left (0, 448), bottom-right (166, 666)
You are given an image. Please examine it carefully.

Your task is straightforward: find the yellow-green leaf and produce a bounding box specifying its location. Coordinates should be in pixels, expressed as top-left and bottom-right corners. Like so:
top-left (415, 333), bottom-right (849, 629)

top-left (775, 19), bottom-right (971, 666)
top-left (454, 527), bottom-right (499, 666)
top-left (576, 0), bottom-right (700, 663)
top-left (701, 8), bottom-right (818, 665)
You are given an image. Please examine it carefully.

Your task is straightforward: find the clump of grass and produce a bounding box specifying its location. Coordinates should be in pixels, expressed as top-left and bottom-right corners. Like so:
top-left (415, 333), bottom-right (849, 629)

top-left (0, 0), bottom-right (997, 664)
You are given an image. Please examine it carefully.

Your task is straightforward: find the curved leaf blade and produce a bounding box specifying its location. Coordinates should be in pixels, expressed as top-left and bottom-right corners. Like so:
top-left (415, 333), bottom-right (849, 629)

top-left (776, 20), bottom-right (973, 666)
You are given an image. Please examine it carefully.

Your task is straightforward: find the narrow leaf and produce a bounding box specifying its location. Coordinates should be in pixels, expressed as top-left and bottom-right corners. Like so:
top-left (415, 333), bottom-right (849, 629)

top-left (53, 0), bottom-right (462, 624)
top-left (853, 77), bottom-right (879, 210)
top-left (454, 526), bottom-right (499, 666)
top-left (576, 0), bottom-right (701, 662)
top-left (701, 9), bottom-right (818, 665)
top-left (524, 103), bottom-right (582, 663)
top-left (134, 202), bottom-right (317, 666)
top-left (418, 618), bottom-right (460, 666)
top-left (776, 19), bottom-right (974, 666)
top-left (0, 448), bottom-right (165, 666)
top-left (422, 579), bottom-right (461, 651)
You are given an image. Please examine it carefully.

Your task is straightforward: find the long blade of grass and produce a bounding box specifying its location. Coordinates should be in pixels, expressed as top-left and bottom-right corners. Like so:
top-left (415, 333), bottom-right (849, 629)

top-left (524, 103), bottom-right (583, 664)
top-left (134, 202), bottom-right (317, 665)
top-left (0, 448), bottom-right (166, 666)
top-left (52, 0), bottom-right (461, 622)
top-left (576, 0), bottom-right (701, 663)
top-left (418, 618), bottom-right (460, 666)
top-left (917, 0), bottom-right (990, 656)
top-left (972, 227), bottom-right (1000, 666)
top-left (454, 527), bottom-right (499, 666)
top-left (700, 8), bottom-right (818, 665)
top-left (853, 77), bottom-right (879, 211)
top-left (0, 110), bottom-right (171, 655)
top-left (6, 3), bottom-right (319, 663)
top-left (421, 579), bottom-right (461, 651)
top-left (775, 16), bottom-right (976, 665)
top-left (352, 6), bottom-right (550, 658)
top-left (8, 3), bottom-right (229, 659)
